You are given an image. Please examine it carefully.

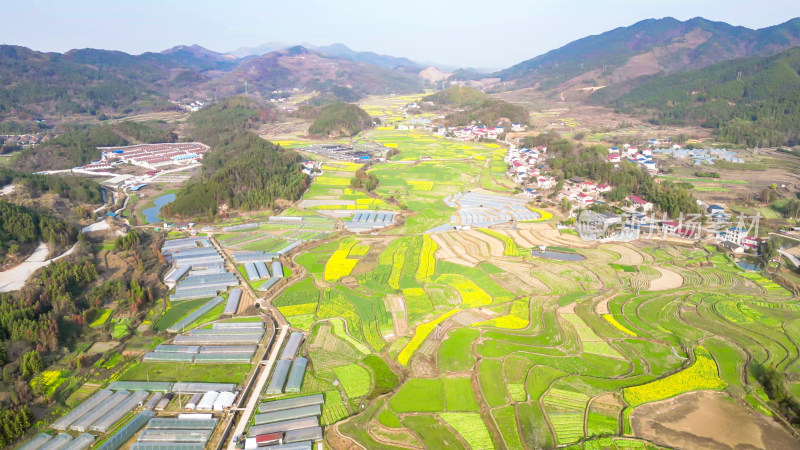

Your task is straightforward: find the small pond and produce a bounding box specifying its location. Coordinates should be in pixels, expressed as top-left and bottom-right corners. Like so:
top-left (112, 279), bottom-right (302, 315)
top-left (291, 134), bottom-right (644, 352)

top-left (529, 250), bottom-right (586, 262)
top-left (736, 255), bottom-right (764, 272)
top-left (142, 193), bottom-right (175, 224)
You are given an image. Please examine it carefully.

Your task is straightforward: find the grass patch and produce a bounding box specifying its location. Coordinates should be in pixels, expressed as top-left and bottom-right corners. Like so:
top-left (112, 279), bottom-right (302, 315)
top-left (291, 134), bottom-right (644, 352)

top-left (119, 362), bottom-right (250, 384)
top-left (390, 378), bottom-right (444, 412)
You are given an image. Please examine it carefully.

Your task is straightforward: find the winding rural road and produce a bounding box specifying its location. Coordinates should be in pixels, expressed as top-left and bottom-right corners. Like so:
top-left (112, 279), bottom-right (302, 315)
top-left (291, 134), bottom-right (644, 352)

top-left (0, 241), bottom-right (78, 292)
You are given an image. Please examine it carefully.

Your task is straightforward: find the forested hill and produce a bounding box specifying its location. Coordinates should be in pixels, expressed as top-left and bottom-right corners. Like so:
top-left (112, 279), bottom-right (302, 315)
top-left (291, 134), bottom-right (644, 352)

top-left (0, 44), bottom-right (428, 126)
top-left (15, 121), bottom-right (177, 171)
top-left (163, 97), bottom-right (307, 219)
top-left (593, 46), bottom-right (800, 147)
top-left (304, 103), bottom-right (374, 138)
top-left (0, 167), bottom-right (103, 205)
top-left (423, 86), bottom-right (528, 126)
top-left (495, 17), bottom-right (800, 90)
top-left (214, 46), bottom-right (425, 98)
top-left (0, 45), bottom-right (236, 122)
top-left (0, 200), bottom-right (77, 266)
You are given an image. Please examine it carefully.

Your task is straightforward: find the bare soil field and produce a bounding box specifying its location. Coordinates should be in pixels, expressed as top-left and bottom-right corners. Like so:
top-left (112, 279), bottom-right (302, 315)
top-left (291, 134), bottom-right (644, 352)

top-left (512, 223), bottom-right (594, 249)
top-left (600, 243), bottom-right (650, 266)
top-left (648, 266), bottom-right (684, 291)
top-left (632, 391), bottom-right (797, 450)
top-left (492, 88), bottom-right (714, 143)
top-left (431, 233), bottom-right (482, 267)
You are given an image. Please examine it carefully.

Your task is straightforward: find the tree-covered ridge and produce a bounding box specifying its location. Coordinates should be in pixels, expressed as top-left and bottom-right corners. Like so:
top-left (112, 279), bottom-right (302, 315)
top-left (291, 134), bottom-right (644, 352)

top-left (306, 103), bottom-right (374, 137)
top-left (15, 120), bottom-right (177, 171)
top-left (496, 17), bottom-right (800, 90)
top-left (595, 46), bottom-right (800, 147)
top-left (0, 44), bottom-right (238, 121)
top-left (0, 200), bottom-right (77, 264)
top-left (163, 98), bottom-right (307, 219)
top-left (0, 167), bottom-right (102, 204)
top-left (423, 86), bottom-right (529, 126)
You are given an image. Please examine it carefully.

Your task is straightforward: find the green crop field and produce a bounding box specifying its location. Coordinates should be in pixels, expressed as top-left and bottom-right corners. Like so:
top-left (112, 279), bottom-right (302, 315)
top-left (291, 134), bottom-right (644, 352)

top-left (197, 111), bottom-right (800, 449)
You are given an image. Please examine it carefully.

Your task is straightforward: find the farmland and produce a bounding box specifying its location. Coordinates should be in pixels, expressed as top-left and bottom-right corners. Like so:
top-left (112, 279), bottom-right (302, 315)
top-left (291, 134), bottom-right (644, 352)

top-left (248, 98), bottom-right (800, 449)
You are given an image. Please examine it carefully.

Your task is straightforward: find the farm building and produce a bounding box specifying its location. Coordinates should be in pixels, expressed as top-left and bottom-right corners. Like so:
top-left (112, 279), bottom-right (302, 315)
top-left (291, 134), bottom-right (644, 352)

top-left (166, 296), bottom-right (225, 333)
top-left (249, 416), bottom-right (320, 437)
top-left (96, 410), bottom-right (155, 450)
top-left (285, 427), bottom-right (323, 444)
top-left (258, 276), bottom-right (282, 292)
top-left (254, 404), bottom-right (321, 426)
top-left (281, 332), bottom-right (304, 359)
top-left (62, 433), bottom-right (95, 450)
top-left (51, 389), bottom-right (113, 430)
top-left (267, 359), bottom-right (292, 395)
top-left (272, 261), bottom-right (284, 278)
top-left (258, 394), bottom-right (324, 413)
top-left (70, 390), bottom-right (131, 431)
top-left (18, 433), bottom-right (53, 450)
top-left (144, 392), bottom-right (163, 410)
top-left (285, 357), bottom-right (308, 393)
top-left (232, 250), bottom-right (279, 263)
top-left (89, 390), bottom-right (150, 432)
top-left (186, 393), bottom-right (203, 410)
top-left (222, 289), bottom-right (242, 316)
top-left (108, 381), bottom-right (174, 392)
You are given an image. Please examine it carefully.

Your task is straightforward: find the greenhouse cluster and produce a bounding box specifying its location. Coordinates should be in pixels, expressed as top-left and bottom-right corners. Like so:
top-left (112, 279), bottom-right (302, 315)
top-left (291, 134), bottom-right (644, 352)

top-left (172, 323), bottom-right (266, 346)
top-left (164, 321), bottom-right (268, 354)
top-left (224, 288), bottom-right (243, 315)
top-left (247, 394), bottom-right (324, 447)
top-left (51, 388), bottom-right (153, 434)
top-left (127, 414), bottom-right (218, 449)
top-left (266, 332), bottom-right (308, 395)
top-left (160, 238), bottom-right (241, 302)
top-left (232, 250), bottom-right (279, 264)
top-left (343, 211), bottom-right (395, 232)
top-left (445, 191), bottom-right (541, 226)
top-left (18, 431), bottom-right (95, 450)
top-left (165, 296), bottom-right (226, 333)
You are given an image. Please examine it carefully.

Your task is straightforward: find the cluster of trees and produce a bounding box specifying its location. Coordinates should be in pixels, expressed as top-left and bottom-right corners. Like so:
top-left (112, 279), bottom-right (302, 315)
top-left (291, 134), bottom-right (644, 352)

top-left (597, 47), bottom-right (800, 147)
top-left (525, 132), bottom-right (699, 217)
top-left (0, 167), bottom-right (102, 204)
top-left (0, 200), bottom-right (77, 263)
top-left (16, 121), bottom-right (177, 171)
top-left (0, 407), bottom-right (33, 448)
top-left (694, 171), bottom-right (720, 178)
top-left (303, 85), bottom-right (362, 106)
top-left (0, 258), bottom-right (97, 357)
top-left (0, 44), bottom-right (242, 123)
top-left (350, 166), bottom-right (379, 191)
top-left (305, 103), bottom-right (374, 137)
top-left (754, 364), bottom-right (800, 426)
top-left (88, 278), bottom-right (152, 314)
top-left (114, 229), bottom-right (141, 251)
top-left (424, 86), bottom-right (528, 127)
top-left (163, 98), bottom-right (307, 219)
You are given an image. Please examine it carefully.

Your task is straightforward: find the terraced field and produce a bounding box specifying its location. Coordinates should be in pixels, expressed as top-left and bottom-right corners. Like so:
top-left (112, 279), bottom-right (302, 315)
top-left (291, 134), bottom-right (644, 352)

top-left (259, 121), bottom-right (800, 449)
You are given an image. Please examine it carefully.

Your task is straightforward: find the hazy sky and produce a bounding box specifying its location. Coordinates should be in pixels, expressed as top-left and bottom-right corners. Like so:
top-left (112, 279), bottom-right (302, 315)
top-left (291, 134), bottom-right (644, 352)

top-left (3, 0), bottom-right (800, 68)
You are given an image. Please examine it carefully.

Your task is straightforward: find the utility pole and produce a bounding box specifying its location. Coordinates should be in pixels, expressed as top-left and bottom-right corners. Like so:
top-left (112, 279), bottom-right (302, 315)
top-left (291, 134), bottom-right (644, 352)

top-left (244, 81), bottom-right (249, 96)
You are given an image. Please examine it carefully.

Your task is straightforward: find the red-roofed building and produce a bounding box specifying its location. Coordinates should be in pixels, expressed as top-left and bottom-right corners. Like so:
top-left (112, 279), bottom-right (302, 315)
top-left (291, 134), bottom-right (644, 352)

top-left (630, 195), bottom-right (653, 212)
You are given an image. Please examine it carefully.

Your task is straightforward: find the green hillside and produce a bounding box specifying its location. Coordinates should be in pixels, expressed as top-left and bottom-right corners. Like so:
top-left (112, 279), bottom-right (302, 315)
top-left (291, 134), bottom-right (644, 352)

top-left (595, 46), bottom-right (800, 146)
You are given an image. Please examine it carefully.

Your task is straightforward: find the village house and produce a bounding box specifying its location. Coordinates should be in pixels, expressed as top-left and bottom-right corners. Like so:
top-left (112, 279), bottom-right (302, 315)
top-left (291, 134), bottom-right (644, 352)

top-left (630, 195), bottom-right (653, 212)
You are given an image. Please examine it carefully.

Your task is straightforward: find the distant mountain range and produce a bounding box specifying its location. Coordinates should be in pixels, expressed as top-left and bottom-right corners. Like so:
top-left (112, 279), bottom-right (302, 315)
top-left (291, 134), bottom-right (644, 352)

top-left (495, 16), bottom-right (800, 91)
top-left (229, 42), bottom-right (425, 70)
top-left (2, 16), bottom-right (800, 126)
top-left (0, 43), bottom-right (427, 123)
